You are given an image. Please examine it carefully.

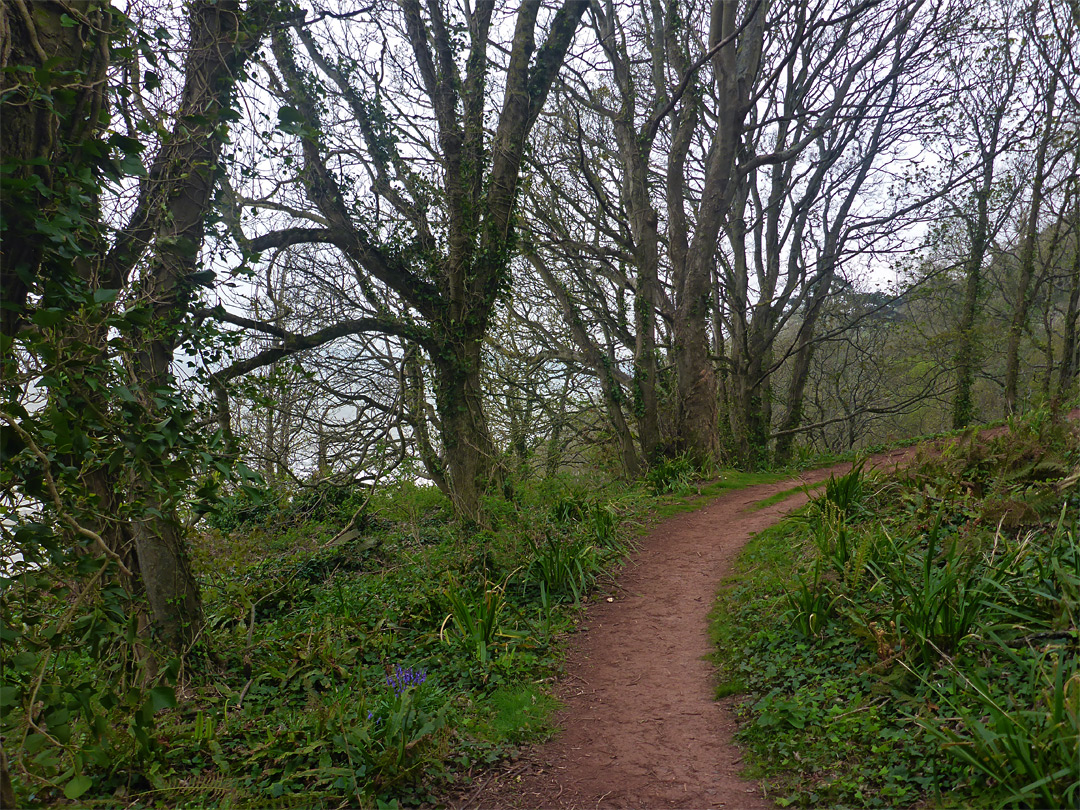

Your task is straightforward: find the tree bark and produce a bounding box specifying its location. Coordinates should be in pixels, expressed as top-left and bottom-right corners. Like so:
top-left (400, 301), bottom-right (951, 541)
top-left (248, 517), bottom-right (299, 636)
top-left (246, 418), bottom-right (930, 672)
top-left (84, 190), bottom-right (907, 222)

top-left (952, 196), bottom-right (991, 430)
top-left (1, 743), bottom-right (14, 810)
top-left (951, 27), bottom-right (1021, 429)
top-left (592, 1), bottom-right (666, 463)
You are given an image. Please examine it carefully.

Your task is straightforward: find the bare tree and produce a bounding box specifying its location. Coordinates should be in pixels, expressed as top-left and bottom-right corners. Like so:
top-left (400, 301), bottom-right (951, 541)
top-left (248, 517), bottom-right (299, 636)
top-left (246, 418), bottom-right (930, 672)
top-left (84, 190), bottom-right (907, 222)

top-left (223, 0), bottom-right (586, 519)
top-left (1003, 0), bottom-right (1079, 414)
top-left (944, 1), bottom-right (1029, 428)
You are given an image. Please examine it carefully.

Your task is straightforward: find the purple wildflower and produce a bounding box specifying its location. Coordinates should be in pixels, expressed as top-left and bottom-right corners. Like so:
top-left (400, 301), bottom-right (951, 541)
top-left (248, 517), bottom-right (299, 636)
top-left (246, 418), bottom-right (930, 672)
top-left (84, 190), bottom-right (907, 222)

top-left (387, 665), bottom-right (427, 695)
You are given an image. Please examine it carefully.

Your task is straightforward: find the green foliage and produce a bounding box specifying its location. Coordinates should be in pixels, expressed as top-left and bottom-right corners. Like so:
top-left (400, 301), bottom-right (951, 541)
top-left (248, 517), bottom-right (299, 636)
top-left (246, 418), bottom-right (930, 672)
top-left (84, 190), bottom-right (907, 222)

top-left (441, 577), bottom-right (512, 663)
top-left (872, 520), bottom-right (993, 665)
top-left (1, 5), bottom-right (275, 802)
top-left (206, 481), bottom-right (374, 532)
top-left (652, 469), bottom-right (787, 519)
top-left (483, 685), bottom-right (558, 743)
top-left (0, 563), bottom-right (181, 804)
top-left (712, 412), bottom-right (1080, 808)
top-left (645, 455), bottom-right (698, 495)
top-left (1, 462), bottom-right (669, 806)
top-left (821, 458), bottom-right (867, 516)
top-left (783, 560), bottom-right (837, 637)
top-left (920, 649), bottom-right (1078, 809)
top-left (525, 534), bottom-right (600, 605)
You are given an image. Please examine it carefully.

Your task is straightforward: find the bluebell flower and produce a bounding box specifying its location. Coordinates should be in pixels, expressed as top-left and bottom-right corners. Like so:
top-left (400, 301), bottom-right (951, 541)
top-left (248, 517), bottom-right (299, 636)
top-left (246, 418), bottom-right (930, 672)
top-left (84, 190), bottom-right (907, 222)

top-left (387, 665), bottom-right (427, 695)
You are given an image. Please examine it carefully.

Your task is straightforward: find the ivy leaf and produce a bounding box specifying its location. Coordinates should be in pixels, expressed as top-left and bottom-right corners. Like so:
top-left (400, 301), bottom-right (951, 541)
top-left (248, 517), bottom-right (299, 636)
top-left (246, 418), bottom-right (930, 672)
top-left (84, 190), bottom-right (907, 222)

top-left (93, 288), bottom-right (119, 304)
top-left (277, 106), bottom-right (304, 125)
top-left (157, 234), bottom-right (199, 257)
top-left (185, 269), bottom-right (217, 288)
top-left (0, 686), bottom-right (21, 712)
top-left (32, 308), bottom-right (66, 328)
top-left (277, 106), bottom-right (311, 135)
top-left (12, 651), bottom-right (39, 672)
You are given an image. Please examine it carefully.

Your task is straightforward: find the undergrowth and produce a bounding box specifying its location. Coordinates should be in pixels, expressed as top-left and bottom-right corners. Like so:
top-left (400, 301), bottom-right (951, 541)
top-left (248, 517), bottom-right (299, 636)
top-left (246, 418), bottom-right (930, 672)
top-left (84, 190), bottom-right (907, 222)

top-left (711, 410), bottom-right (1080, 808)
top-left (2, 458), bottom-right (756, 807)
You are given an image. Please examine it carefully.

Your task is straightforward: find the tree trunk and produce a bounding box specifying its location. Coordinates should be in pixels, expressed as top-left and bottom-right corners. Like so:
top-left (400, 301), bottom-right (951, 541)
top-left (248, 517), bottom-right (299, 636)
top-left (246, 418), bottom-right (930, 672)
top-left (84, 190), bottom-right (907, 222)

top-left (1057, 206), bottom-right (1080, 404)
top-left (247, 1), bottom-right (586, 519)
top-left (953, 248), bottom-right (985, 429)
top-left (729, 350), bottom-right (769, 468)
top-left (612, 89), bottom-right (662, 464)
top-left (433, 335), bottom-right (497, 521)
top-left (631, 208), bottom-right (662, 463)
top-left (674, 248), bottom-right (722, 465)
top-left (118, 0), bottom-right (270, 648)
top-left (713, 269), bottom-right (733, 453)
top-left (951, 37), bottom-right (1019, 429)
top-left (1, 744), bottom-right (14, 810)
top-left (953, 175), bottom-right (994, 430)
top-left (724, 188), bottom-right (772, 468)
top-left (774, 273), bottom-right (836, 464)
top-left (0, 0), bottom-right (107, 349)
top-left (130, 521), bottom-right (203, 652)
top-left (603, 378), bottom-right (643, 479)
top-left (590, 0), bottom-right (673, 466)
top-left (664, 0), bottom-right (765, 467)
top-left (0, 0), bottom-right (152, 632)
top-left (773, 345), bottom-right (813, 465)
top-left (1004, 72), bottom-right (1057, 415)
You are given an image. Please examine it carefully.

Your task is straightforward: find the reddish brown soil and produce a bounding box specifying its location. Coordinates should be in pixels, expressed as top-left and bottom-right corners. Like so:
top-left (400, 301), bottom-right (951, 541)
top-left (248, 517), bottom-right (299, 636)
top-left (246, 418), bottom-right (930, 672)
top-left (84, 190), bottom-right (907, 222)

top-left (452, 414), bottom-right (1078, 810)
top-left (453, 449), bottom-right (918, 810)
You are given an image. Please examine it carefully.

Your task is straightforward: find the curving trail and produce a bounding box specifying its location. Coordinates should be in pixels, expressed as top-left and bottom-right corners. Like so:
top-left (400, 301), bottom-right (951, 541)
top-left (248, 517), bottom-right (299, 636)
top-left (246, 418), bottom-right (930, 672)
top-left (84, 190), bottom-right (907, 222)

top-left (455, 448), bottom-right (920, 810)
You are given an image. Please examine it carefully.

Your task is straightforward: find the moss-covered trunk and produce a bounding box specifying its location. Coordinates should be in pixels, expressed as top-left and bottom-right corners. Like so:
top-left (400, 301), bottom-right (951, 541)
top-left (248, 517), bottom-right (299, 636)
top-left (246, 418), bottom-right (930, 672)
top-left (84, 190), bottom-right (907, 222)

top-left (433, 335), bottom-right (497, 520)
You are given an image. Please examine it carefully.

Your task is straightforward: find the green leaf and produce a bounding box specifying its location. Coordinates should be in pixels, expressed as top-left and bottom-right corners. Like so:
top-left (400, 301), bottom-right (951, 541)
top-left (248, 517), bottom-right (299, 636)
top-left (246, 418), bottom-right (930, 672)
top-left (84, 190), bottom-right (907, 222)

top-left (157, 234), bottom-right (199, 257)
top-left (93, 288), bottom-right (119, 304)
top-left (0, 686), bottom-right (22, 711)
top-left (277, 106), bottom-right (304, 125)
top-left (186, 269), bottom-right (216, 288)
top-left (12, 651), bottom-right (39, 672)
top-left (23, 734), bottom-right (47, 755)
top-left (117, 152), bottom-right (147, 179)
top-left (32, 308), bottom-right (65, 328)
top-left (64, 775), bottom-right (93, 800)
top-left (148, 685), bottom-right (177, 711)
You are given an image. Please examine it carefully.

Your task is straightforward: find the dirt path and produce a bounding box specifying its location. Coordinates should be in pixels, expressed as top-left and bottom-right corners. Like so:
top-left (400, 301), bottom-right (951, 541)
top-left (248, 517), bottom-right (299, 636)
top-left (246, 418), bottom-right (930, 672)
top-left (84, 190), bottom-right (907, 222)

top-left (455, 449), bottom-right (919, 810)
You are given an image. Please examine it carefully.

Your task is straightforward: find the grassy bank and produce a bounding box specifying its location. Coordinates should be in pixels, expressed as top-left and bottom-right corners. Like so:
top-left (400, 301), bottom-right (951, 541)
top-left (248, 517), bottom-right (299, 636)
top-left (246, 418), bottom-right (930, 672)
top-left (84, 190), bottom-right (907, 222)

top-left (711, 411), bottom-right (1079, 808)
